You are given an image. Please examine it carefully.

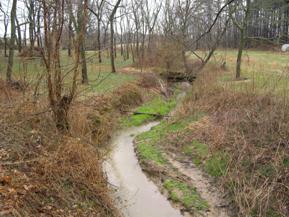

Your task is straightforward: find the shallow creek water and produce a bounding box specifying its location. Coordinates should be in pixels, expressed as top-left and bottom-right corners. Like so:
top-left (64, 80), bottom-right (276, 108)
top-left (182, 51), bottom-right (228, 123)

top-left (103, 122), bottom-right (183, 217)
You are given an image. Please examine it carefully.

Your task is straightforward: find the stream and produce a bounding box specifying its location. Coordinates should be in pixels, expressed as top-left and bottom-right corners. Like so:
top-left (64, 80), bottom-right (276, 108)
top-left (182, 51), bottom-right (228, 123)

top-left (103, 84), bottom-right (229, 217)
top-left (103, 122), bottom-right (183, 217)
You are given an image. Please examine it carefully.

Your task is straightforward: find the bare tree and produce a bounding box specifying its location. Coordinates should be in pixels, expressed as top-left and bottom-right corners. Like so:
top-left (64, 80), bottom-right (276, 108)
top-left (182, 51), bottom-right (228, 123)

top-left (40, 0), bottom-right (88, 131)
top-left (141, 0), bottom-right (162, 51)
top-left (15, 18), bottom-right (22, 52)
top-left (26, 0), bottom-right (36, 55)
top-left (68, 0), bottom-right (89, 84)
top-left (230, 0), bottom-right (251, 79)
top-left (89, 0), bottom-right (106, 63)
top-left (6, 0), bottom-right (17, 83)
top-left (0, 3), bottom-right (9, 57)
top-left (109, 0), bottom-right (122, 73)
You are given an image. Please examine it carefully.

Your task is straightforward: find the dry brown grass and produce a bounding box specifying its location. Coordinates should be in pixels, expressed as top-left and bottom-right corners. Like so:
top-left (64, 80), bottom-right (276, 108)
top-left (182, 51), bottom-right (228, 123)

top-left (112, 83), bottom-right (143, 113)
top-left (179, 71), bottom-right (289, 217)
top-left (0, 101), bottom-right (119, 216)
top-left (70, 83), bottom-right (143, 146)
top-left (0, 81), bottom-right (145, 216)
top-left (18, 47), bottom-right (42, 58)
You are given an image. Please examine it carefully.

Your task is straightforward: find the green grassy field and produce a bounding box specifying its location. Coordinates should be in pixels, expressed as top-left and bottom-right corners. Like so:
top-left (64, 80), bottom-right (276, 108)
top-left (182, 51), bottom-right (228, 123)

top-left (192, 50), bottom-right (289, 96)
top-left (0, 50), bottom-right (135, 95)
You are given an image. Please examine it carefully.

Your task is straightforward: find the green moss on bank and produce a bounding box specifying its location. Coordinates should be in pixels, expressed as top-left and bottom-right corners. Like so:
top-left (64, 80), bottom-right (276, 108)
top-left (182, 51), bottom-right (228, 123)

top-left (164, 179), bottom-right (209, 211)
top-left (122, 96), bottom-right (177, 127)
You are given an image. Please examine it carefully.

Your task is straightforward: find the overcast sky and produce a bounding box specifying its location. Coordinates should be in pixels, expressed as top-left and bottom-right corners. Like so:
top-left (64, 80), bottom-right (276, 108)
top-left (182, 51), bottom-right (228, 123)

top-left (0, 0), bottom-right (27, 37)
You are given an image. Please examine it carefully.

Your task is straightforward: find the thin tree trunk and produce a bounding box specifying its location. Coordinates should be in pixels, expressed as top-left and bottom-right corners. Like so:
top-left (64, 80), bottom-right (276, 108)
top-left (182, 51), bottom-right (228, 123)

top-left (4, 23), bottom-right (8, 57)
top-left (236, 29), bottom-right (245, 79)
top-left (109, 0), bottom-right (122, 73)
top-left (36, 8), bottom-right (41, 48)
top-left (24, 24), bottom-right (27, 47)
top-left (97, 19), bottom-right (102, 63)
top-left (68, 18), bottom-right (72, 57)
top-left (110, 19), bottom-right (116, 73)
top-left (81, 43), bottom-right (88, 84)
top-left (28, 0), bottom-right (35, 56)
top-left (16, 18), bottom-right (22, 53)
top-left (6, 0), bottom-right (17, 83)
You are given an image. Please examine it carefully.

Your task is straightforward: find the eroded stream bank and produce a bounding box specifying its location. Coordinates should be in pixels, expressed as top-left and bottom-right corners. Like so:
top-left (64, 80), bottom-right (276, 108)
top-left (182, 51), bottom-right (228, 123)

top-left (103, 122), bottom-right (183, 217)
top-left (104, 84), bottom-right (231, 217)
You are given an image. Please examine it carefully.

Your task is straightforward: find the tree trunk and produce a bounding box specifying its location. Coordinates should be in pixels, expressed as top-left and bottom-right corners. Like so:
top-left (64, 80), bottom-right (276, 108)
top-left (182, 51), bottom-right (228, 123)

top-left (24, 24), bottom-right (27, 47)
top-left (109, 0), bottom-right (122, 73)
top-left (81, 43), bottom-right (88, 84)
top-left (236, 29), bottom-right (245, 79)
top-left (6, 0), bottom-right (17, 83)
top-left (36, 8), bottom-right (41, 48)
top-left (16, 18), bottom-right (22, 53)
top-left (97, 19), bottom-right (102, 63)
top-left (4, 23), bottom-right (8, 57)
top-left (68, 18), bottom-right (72, 57)
top-left (110, 19), bottom-right (116, 73)
top-left (28, 0), bottom-right (35, 56)
top-left (54, 96), bottom-right (72, 132)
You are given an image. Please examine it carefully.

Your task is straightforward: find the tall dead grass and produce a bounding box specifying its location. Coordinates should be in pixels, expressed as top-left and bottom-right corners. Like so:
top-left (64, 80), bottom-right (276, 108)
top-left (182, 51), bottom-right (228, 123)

top-left (180, 68), bottom-right (289, 217)
top-left (0, 82), bottom-right (145, 216)
top-left (70, 83), bottom-right (143, 146)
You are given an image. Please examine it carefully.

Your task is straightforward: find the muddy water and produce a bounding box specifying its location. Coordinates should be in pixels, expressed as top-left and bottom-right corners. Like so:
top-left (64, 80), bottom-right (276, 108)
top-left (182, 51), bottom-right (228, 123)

top-left (104, 122), bottom-right (183, 217)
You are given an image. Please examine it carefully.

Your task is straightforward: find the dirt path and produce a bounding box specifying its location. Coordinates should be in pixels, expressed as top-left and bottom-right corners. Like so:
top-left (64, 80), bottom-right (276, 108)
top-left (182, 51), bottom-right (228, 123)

top-left (167, 155), bottom-right (230, 217)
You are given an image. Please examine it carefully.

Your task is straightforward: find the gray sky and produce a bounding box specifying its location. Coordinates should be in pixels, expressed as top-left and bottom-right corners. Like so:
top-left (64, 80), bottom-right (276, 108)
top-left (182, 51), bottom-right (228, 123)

top-left (0, 0), bottom-right (26, 37)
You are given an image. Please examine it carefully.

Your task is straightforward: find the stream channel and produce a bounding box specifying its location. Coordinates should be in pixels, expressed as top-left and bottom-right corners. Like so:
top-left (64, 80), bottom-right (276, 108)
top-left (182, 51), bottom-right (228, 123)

top-left (103, 122), bottom-right (184, 217)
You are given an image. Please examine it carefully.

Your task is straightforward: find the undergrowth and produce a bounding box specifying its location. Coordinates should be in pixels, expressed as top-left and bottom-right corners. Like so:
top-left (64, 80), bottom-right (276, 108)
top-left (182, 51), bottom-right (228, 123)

top-left (175, 70), bottom-right (289, 217)
top-left (0, 81), bottom-right (144, 216)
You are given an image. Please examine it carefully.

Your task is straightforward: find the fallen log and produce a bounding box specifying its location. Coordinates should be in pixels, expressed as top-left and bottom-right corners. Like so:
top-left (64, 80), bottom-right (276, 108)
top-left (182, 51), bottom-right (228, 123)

top-left (133, 111), bottom-right (170, 117)
top-left (161, 71), bottom-right (196, 83)
top-left (123, 110), bottom-right (171, 118)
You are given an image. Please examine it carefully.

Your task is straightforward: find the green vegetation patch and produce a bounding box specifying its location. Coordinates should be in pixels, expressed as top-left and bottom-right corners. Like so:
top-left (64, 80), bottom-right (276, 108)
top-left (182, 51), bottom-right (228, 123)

top-left (283, 157), bottom-right (289, 167)
top-left (205, 151), bottom-right (228, 177)
top-left (0, 51), bottom-right (135, 96)
top-left (182, 138), bottom-right (228, 177)
top-left (183, 140), bottom-right (209, 166)
top-left (135, 120), bottom-right (184, 165)
top-left (89, 72), bottom-right (135, 94)
top-left (122, 96), bottom-right (177, 127)
top-left (251, 208), bottom-right (283, 217)
top-left (163, 179), bottom-right (209, 211)
top-left (258, 164), bottom-right (276, 178)
top-left (137, 142), bottom-right (166, 165)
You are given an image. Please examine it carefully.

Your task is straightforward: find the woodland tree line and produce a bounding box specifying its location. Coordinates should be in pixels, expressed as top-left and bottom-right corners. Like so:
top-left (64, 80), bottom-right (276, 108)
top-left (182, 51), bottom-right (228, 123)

top-left (0, 0), bottom-right (288, 130)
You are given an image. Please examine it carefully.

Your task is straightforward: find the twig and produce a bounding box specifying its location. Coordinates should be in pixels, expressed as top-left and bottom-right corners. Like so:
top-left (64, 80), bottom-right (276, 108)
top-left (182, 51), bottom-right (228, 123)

top-left (1, 159), bottom-right (39, 166)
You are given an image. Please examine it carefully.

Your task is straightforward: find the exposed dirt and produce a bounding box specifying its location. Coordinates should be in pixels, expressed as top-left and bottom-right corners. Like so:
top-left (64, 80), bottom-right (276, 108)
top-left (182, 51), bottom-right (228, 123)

top-left (166, 155), bottom-right (230, 217)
